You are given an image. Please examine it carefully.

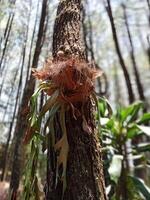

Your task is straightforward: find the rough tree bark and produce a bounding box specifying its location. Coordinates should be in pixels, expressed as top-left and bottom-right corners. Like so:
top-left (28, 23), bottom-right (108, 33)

top-left (9, 0), bottom-right (48, 198)
top-left (47, 0), bottom-right (107, 199)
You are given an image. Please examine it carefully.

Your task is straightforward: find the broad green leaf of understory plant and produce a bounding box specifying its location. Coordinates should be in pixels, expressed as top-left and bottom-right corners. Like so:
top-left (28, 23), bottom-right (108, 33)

top-left (136, 125), bottom-right (150, 137)
top-left (106, 118), bottom-right (120, 136)
top-left (137, 113), bottom-right (150, 124)
top-left (108, 154), bottom-right (123, 184)
top-left (126, 125), bottom-right (141, 139)
top-left (126, 124), bottom-right (150, 139)
top-left (134, 142), bottom-right (150, 153)
top-left (120, 101), bottom-right (143, 124)
top-left (98, 96), bottom-right (113, 117)
top-left (128, 176), bottom-right (150, 199)
top-left (100, 117), bottom-right (109, 125)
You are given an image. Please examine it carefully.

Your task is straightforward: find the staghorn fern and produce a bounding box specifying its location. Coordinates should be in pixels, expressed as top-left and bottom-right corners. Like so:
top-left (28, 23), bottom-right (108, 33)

top-left (23, 57), bottom-right (102, 199)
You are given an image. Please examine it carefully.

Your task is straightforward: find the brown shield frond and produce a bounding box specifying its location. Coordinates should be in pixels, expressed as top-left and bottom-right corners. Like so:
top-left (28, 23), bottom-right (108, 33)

top-left (33, 58), bottom-right (103, 104)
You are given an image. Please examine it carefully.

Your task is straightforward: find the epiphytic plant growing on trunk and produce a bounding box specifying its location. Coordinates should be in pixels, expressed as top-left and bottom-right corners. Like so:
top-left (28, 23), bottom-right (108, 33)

top-left (23, 0), bottom-right (107, 199)
top-left (23, 57), bottom-right (103, 199)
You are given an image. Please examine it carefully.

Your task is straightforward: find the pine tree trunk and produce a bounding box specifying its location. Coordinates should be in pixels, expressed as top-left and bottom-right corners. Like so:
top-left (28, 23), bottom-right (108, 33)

top-left (122, 4), bottom-right (146, 103)
top-left (9, 0), bottom-right (48, 198)
top-left (0, 49), bottom-right (24, 182)
top-left (105, 0), bottom-right (135, 104)
top-left (47, 0), bottom-right (107, 199)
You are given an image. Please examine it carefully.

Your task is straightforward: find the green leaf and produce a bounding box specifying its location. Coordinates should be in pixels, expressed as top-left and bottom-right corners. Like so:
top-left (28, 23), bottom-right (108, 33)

top-left (126, 126), bottom-right (140, 139)
top-left (40, 89), bottom-right (59, 117)
top-left (100, 117), bottom-right (109, 125)
top-left (134, 142), bottom-right (150, 153)
top-left (98, 101), bottom-right (106, 117)
top-left (34, 132), bottom-right (45, 141)
top-left (103, 97), bottom-right (113, 116)
top-left (137, 125), bottom-right (150, 136)
top-left (108, 155), bottom-right (123, 183)
top-left (43, 102), bottom-right (60, 135)
top-left (106, 118), bottom-right (114, 129)
top-left (137, 113), bottom-right (150, 124)
top-left (23, 136), bottom-right (41, 199)
top-left (106, 118), bottom-right (120, 136)
top-left (28, 82), bottom-right (51, 128)
top-left (132, 154), bottom-right (144, 160)
top-left (98, 97), bottom-right (113, 117)
top-left (120, 102), bottom-right (143, 124)
top-left (129, 176), bottom-right (150, 199)
top-left (120, 106), bottom-right (134, 122)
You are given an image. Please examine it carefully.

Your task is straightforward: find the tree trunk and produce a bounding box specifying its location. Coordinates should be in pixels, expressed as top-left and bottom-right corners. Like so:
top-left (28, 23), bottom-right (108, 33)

top-left (122, 4), bottom-right (146, 103)
top-left (47, 0), bottom-right (107, 199)
top-left (25, 0), bottom-right (40, 84)
top-left (0, 47), bottom-right (24, 182)
top-left (105, 0), bottom-right (135, 104)
top-left (0, 11), bottom-right (15, 71)
top-left (82, 1), bottom-right (108, 95)
top-left (113, 64), bottom-right (123, 106)
top-left (9, 0), bottom-right (48, 198)
top-left (146, 0), bottom-right (150, 26)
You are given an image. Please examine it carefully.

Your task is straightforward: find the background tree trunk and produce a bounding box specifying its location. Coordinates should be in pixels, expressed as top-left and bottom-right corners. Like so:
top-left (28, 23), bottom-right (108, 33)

top-left (0, 11), bottom-right (15, 71)
top-left (82, 0), bottom-right (108, 96)
top-left (0, 45), bottom-right (24, 181)
top-left (9, 0), bottom-right (48, 198)
top-left (105, 0), bottom-right (135, 104)
top-left (122, 4), bottom-right (146, 103)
